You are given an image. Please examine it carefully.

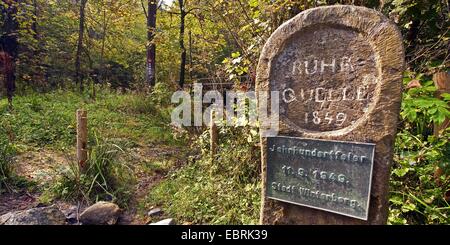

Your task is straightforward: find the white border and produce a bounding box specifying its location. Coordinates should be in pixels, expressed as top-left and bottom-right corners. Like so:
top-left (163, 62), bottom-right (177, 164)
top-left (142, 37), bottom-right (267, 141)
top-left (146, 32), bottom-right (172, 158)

top-left (266, 136), bottom-right (376, 220)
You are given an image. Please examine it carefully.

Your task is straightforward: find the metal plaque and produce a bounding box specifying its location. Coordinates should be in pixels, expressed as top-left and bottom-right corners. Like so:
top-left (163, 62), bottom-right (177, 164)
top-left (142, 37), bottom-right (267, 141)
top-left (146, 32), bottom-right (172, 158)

top-left (266, 136), bottom-right (375, 220)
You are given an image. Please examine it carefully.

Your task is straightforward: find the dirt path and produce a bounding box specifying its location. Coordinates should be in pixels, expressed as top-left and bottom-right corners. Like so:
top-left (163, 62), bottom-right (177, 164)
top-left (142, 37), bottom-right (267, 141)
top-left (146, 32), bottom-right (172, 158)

top-left (0, 144), bottom-right (187, 224)
top-left (119, 144), bottom-right (187, 224)
top-left (1, 149), bottom-right (69, 216)
top-left (0, 192), bottom-right (37, 215)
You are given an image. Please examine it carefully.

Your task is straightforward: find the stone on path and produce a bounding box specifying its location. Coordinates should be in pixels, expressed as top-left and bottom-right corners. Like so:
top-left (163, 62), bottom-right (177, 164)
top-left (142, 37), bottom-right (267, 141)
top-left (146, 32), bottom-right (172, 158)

top-left (149, 218), bottom-right (175, 225)
top-left (0, 205), bottom-right (66, 225)
top-left (79, 201), bottom-right (121, 225)
top-left (147, 208), bottom-right (162, 217)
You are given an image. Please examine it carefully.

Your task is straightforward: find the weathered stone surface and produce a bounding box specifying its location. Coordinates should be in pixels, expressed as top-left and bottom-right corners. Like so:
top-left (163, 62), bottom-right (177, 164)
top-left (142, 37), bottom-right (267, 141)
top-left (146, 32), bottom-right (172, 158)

top-left (256, 5), bottom-right (404, 224)
top-left (61, 205), bottom-right (79, 224)
top-left (0, 205), bottom-right (66, 225)
top-left (149, 218), bottom-right (175, 225)
top-left (147, 208), bottom-right (162, 217)
top-left (79, 201), bottom-right (121, 225)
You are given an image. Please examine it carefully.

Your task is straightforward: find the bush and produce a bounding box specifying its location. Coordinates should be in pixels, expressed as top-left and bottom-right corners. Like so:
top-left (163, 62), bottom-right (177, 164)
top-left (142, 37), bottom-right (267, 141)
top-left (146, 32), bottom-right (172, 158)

top-left (147, 125), bottom-right (261, 224)
top-left (389, 129), bottom-right (450, 224)
top-left (389, 72), bottom-right (450, 224)
top-left (150, 82), bottom-right (175, 107)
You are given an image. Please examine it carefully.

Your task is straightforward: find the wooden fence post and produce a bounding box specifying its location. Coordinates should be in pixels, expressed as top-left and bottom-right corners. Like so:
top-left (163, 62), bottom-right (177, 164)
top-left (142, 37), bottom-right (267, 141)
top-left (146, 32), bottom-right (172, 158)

top-left (432, 72), bottom-right (450, 185)
top-left (210, 111), bottom-right (218, 157)
top-left (76, 109), bottom-right (88, 171)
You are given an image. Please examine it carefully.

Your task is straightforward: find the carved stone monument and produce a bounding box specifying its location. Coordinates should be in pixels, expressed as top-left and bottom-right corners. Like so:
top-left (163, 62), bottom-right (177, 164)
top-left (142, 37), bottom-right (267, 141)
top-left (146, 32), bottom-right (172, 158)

top-left (256, 5), bottom-right (405, 224)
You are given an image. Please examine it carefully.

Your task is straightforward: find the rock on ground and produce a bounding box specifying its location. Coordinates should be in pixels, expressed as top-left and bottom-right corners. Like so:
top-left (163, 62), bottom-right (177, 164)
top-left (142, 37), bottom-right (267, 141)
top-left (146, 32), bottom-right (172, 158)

top-left (79, 201), bottom-right (121, 225)
top-left (0, 205), bottom-right (66, 225)
top-left (147, 208), bottom-right (162, 217)
top-left (149, 218), bottom-right (175, 225)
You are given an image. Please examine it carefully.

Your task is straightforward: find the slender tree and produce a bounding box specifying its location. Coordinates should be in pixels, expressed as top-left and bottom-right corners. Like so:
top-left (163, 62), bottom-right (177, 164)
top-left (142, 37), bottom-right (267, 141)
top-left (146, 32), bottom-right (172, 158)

top-left (178, 0), bottom-right (186, 88)
top-left (75, 0), bottom-right (88, 92)
top-left (31, 0), bottom-right (47, 87)
top-left (143, 0), bottom-right (157, 87)
top-left (0, 0), bottom-right (19, 109)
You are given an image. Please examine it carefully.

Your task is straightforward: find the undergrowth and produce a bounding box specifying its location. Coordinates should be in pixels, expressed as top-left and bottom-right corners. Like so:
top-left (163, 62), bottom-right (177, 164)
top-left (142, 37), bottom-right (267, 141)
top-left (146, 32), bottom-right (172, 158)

top-left (389, 72), bottom-right (450, 224)
top-left (0, 129), bottom-right (16, 193)
top-left (147, 125), bottom-right (261, 224)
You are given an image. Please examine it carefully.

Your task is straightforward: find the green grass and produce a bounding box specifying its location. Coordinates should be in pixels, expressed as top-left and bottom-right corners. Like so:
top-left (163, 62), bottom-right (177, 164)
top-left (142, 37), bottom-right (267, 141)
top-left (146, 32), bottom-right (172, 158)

top-left (1, 86), bottom-right (183, 206)
top-left (0, 89), bottom-right (180, 151)
top-left (0, 131), bottom-right (16, 192)
top-left (142, 159), bottom-right (175, 173)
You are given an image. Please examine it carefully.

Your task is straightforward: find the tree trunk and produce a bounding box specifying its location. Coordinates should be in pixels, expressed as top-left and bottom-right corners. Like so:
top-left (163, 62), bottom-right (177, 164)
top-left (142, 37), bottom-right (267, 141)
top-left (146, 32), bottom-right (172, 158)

top-left (97, 0), bottom-right (108, 101)
top-left (75, 0), bottom-right (88, 92)
top-left (189, 30), bottom-right (193, 80)
top-left (32, 0), bottom-right (47, 88)
top-left (0, 0), bottom-right (19, 109)
top-left (31, 0), bottom-right (38, 39)
top-left (147, 0), bottom-right (157, 87)
top-left (210, 111), bottom-right (218, 157)
top-left (178, 0), bottom-right (186, 88)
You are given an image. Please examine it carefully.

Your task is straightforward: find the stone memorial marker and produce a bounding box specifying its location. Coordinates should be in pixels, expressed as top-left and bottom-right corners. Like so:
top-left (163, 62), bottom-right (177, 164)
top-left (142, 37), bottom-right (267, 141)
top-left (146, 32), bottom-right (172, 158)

top-left (256, 5), bottom-right (405, 224)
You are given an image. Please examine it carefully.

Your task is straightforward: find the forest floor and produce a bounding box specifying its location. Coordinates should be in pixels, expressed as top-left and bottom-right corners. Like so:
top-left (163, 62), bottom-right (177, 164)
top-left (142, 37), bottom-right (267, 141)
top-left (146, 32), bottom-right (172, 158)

top-left (0, 90), bottom-right (191, 224)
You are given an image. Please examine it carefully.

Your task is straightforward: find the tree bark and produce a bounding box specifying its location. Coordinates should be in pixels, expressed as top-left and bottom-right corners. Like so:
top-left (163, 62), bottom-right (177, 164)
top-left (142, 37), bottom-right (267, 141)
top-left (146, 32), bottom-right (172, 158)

top-left (146, 0), bottom-right (157, 87)
top-left (189, 30), bottom-right (193, 80)
top-left (178, 0), bottom-right (186, 88)
top-left (97, 0), bottom-right (108, 101)
top-left (31, 0), bottom-right (47, 88)
top-left (210, 111), bottom-right (218, 157)
top-left (75, 0), bottom-right (88, 92)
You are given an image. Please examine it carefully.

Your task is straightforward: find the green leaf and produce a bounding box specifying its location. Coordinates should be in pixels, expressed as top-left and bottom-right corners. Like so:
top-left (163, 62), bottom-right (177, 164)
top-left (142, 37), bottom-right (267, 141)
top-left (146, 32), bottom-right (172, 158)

top-left (393, 167), bottom-right (410, 177)
top-left (249, 0), bottom-right (259, 8)
top-left (390, 195), bottom-right (404, 205)
top-left (401, 202), bottom-right (416, 213)
top-left (441, 93), bottom-right (450, 99)
top-left (428, 107), bottom-right (437, 114)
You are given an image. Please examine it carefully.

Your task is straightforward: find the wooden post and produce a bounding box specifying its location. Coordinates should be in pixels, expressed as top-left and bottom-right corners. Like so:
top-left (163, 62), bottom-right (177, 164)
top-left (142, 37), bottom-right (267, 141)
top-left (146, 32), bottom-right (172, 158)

top-left (77, 109), bottom-right (88, 171)
top-left (210, 111), bottom-right (218, 156)
top-left (432, 72), bottom-right (450, 185)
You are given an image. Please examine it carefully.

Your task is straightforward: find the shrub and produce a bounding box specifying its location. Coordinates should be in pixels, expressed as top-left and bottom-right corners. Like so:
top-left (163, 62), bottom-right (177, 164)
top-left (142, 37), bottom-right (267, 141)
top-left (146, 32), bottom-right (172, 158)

top-left (389, 72), bottom-right (450, 224)
top-left (147, 125), bottom-right (261, 224)
top-left (150, 82), bottom-right (175, 107)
